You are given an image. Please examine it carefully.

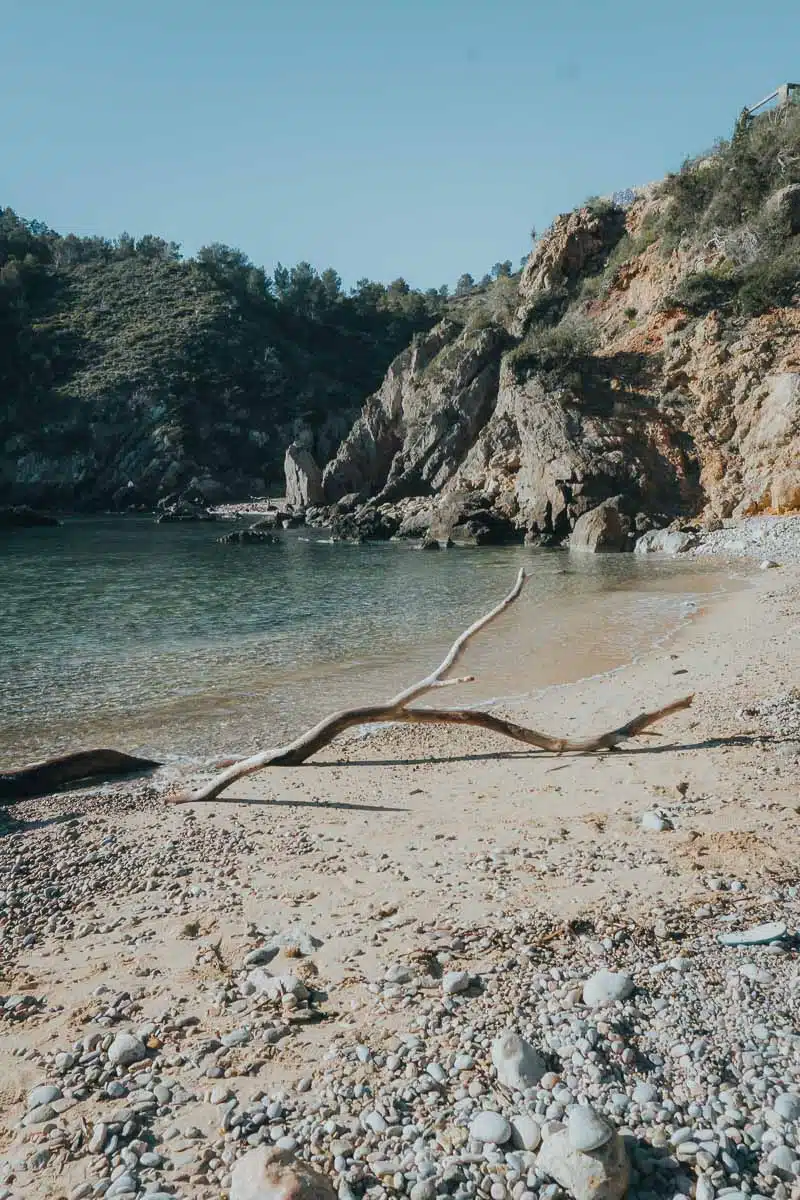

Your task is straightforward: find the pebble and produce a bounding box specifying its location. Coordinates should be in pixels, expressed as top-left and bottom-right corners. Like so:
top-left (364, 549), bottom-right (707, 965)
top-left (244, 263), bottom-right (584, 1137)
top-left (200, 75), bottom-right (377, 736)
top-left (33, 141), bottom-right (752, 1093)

top-left (491, 1030), bottom-right (546, 1091)
top-left (718, 921), bottom-right (787, 946)
top-left (442, 970), bottom-right (471, 995)
top-left (107, 1033), bottom-right (147, 1067)
top-left (641, 811), bottom-right (673, 833)
top-left (581, 968), bottom-right (635, 1007)
top-left (773, 1092), bottom-right (800, 1122)
top-left (567, 1105), bottom-right (614, 1152)
top-left (469, 1111), bottom-right (512, 1145)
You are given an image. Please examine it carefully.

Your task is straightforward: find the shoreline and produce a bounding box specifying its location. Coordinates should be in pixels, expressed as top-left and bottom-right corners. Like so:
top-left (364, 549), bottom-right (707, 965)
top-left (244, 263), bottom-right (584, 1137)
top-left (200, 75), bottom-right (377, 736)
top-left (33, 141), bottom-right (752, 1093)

top-left (0, 556), bottom-right (798, 1200)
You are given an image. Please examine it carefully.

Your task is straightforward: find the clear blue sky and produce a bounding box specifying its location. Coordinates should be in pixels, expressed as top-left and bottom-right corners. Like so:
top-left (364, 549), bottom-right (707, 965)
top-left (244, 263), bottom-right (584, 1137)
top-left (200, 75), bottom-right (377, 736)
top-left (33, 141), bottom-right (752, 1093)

top-left (4, 0), bottom-right (798, 290)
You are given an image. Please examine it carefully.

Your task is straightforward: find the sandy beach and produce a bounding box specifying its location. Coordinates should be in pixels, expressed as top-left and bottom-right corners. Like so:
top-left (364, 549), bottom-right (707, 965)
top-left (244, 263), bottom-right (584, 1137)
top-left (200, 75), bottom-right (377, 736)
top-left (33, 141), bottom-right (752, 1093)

top-left (1, 549), bottom-right (798, 1200)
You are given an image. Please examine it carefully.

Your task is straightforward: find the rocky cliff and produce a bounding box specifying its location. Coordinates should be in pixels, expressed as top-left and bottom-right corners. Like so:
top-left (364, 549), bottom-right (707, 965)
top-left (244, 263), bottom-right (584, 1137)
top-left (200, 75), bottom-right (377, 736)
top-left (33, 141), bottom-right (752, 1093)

top-left (314, 110), bottom-right (800, 545)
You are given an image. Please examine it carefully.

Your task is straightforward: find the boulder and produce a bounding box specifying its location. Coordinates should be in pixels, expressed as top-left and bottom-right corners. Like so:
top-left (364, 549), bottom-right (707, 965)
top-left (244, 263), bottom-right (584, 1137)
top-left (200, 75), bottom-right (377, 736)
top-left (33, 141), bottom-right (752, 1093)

top-left (569, 497), bottom-right (632, 553)
top-left (217, 529), bottom-right (280, 545)
top-left (765, 183), bottom-right (800, 235)
top-left (285, 443), bottom-right (324, 509)
top-left (536, 1126), bottom-right (629, 1200)
top-left (634, 529), bottom-right (696, 555)
top-left (0, 505), bottom-right (60, 529)
top-left (230, 1147), bottom-right (337, 1200)
top-left (430, 491), bottom-right (517, 546)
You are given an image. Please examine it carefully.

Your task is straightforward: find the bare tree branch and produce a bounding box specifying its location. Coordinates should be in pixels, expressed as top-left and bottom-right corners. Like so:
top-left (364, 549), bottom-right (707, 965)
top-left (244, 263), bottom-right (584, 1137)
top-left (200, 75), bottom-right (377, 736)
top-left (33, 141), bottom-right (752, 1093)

top-left (168, 570), bottom-right (693, 806)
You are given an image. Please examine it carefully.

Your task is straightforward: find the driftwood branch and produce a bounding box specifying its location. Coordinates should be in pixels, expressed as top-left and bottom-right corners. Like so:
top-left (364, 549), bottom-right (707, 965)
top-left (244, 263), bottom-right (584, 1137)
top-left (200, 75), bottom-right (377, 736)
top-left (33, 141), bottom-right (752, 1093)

top-left (170, 568), bottom-right (693, 805)
top-left (0, 750), bottom-right (161, 803)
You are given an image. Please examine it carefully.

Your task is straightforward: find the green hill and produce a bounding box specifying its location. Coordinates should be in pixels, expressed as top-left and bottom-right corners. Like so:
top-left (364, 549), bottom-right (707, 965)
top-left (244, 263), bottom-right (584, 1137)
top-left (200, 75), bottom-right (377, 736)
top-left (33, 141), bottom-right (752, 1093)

top-left (0, 211), bottom-right (444, 507)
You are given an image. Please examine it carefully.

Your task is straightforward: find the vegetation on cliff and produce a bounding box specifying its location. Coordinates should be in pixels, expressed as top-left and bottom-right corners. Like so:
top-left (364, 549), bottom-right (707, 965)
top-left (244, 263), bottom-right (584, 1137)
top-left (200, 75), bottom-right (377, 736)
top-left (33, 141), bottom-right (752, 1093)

top-left (0, 210), bottom-right (449, 506)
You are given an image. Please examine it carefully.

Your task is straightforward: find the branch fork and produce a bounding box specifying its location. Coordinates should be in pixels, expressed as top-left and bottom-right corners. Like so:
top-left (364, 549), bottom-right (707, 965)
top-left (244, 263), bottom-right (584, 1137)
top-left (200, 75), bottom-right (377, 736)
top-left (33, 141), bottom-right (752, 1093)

top-left (169, 568), bottom-right (693, 805)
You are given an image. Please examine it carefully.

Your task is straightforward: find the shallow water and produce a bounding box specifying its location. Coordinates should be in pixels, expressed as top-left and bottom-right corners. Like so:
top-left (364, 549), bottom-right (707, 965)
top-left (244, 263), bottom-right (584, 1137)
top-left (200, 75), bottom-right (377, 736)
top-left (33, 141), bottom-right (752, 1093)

top-left (1, 517), bottom-right (733, 765)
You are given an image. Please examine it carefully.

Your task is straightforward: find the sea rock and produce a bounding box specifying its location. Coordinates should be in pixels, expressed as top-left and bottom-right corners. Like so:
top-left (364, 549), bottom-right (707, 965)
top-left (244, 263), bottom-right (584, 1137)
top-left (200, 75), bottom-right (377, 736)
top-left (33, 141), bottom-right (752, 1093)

top-left (218, 529), bottom-right (280, 544)
top-left (634, 529), bottom-right (697, 555)
top-left (569, 497), bottom-right (632, 553)
top-left (718, 921), bottom-right (787, 947)
top-left (760, 559), bottom-right (779, 569)
top-left (536, 1127), bottom-right (629, 1200)
top-left (285, 442), bottom-right (324, 509)
top-left (230, 1147), bottom-right (337, 1200)
top-left (582, 969), bottom-right (634, 1008)
top-left (491, 1030), bottom-right (547, 1091)
top-left (469, 1111), bottom-right (512, 1145)
top-left (107, 1032), bottom-right (147, 1067)
top-left (567, 1105), bottom-right (614, 1152)
top-left (0, 505), bottom-right (60, 529)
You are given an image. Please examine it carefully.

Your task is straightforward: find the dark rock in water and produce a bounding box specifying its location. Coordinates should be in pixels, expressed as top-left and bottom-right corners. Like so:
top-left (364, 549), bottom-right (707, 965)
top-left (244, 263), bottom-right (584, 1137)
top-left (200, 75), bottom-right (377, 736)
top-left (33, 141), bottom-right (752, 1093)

top-left (0, 506), bottom-right (60, 529)
top-left (330, 505), bottom-right (399, 542)
top-left (155, 490), bottom-right (216, 523)
top-left (429, 492), bottom-right (519, 547)
top-left (217, 529), bottom-right (280, 545)
top-left (250, 515), bottom-right (280, 531)
top-left (419, 537), bottom-right (442, 551)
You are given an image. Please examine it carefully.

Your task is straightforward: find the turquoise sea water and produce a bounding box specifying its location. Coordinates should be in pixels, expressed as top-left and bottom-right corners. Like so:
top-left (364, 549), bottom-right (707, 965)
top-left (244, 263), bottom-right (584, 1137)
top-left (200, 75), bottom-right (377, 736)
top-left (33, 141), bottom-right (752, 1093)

top-left (1, 517), bottom-right (730, 766)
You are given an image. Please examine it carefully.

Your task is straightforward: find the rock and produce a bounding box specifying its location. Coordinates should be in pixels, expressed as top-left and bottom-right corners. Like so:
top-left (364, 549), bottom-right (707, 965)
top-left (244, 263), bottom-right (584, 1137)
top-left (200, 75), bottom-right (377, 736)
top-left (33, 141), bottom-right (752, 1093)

top-left (632, 1082), bottom-right (658, 1105)
top-left (634, 529), bottom-right (697, 554)
top-left (107, 1032), bottom-right (148, 1066)
top-left (24, 1102), bottom-right (57, 1125)
top-left (640, 811), bottom-right (673, 833)
top-left (218, 529), bottom-right (280, 544)
top-left (773, 1093), bottom-right (800, 1122)
top-left (718, 921), bottom-right (787, 947)
top-left (567, 1105), bottom-right (614, 1152)
top-left (106, 1175), bottom-right (138, 1196)
top-left (569, 497), bottom-right (632, 553)
top-left (491, 1030), bottom-right (547, 1091)
top-left (536, 1127), bottom-right (629, 1200)
top-left (469, 1111), bottom-right (513, 1145)
top-left (510, 1114), bottom-right (542, 1151)
top-left (230, 1147), bottom-right (338, 1200)
top-left (582, 969), bottom-right (634, 1008)
top-left (27, 1084), bottom-right (62, 1109)
top-left (385, 964), bottom-right (415, 984)
top-left (285, 443), bottom-right (325, 509)
top-left (767, 1144), bottom-right (798, 1175)
top-left (442, 970), bottom-right (471, 995)
top-left (245, 970), bottom-right (309, 1000)
top-left (759, 559), bottom-right (779, 569)
top-left (0, 505), bottom-right (60, 529)
top-left (764, 182), bottom-right (800, 235)
top-left (260, 927), bottom-right (323, 957)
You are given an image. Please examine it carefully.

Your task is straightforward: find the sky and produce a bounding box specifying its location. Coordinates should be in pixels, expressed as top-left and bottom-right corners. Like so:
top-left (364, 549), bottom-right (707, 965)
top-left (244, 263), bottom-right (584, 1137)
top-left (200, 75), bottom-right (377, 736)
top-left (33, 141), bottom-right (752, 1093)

top-left (4, 0), bottom-right (799, 290)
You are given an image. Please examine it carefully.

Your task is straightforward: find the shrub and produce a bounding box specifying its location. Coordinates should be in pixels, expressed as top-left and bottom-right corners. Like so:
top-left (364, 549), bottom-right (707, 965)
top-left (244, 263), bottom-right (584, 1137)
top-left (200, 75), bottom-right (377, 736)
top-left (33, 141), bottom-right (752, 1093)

top-left (505, 311), bottom-right (598, 378)
top-left (669, 267), bottom-right (737, 315)
top-left (735, 251), bottom-right (800, 315)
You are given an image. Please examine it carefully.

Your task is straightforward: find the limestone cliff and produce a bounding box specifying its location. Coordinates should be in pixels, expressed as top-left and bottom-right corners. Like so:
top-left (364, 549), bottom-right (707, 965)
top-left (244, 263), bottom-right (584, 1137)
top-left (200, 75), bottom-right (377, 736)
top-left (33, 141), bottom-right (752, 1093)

top-left (317, 140), bottom-right (800, 543)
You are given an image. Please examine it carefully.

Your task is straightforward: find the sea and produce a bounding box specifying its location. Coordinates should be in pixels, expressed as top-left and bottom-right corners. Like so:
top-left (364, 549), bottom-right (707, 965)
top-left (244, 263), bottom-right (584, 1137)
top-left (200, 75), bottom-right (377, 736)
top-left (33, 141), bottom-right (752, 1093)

top-left (1, 516), bottom-right (736, 767)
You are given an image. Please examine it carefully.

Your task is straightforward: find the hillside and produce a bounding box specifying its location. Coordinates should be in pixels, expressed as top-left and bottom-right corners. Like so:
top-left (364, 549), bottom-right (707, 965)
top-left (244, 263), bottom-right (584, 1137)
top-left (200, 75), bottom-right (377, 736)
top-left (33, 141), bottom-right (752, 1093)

top-left (315, 105), bottom-right (800, 544)
top-left (0, 216), bottom-right (444, 508)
